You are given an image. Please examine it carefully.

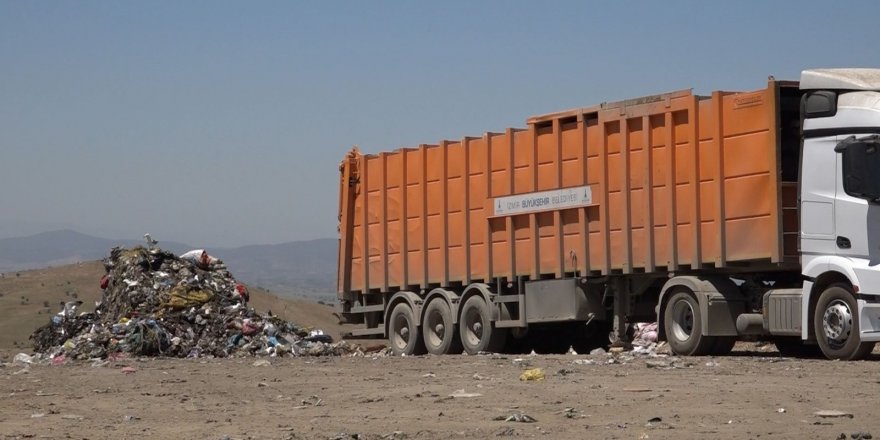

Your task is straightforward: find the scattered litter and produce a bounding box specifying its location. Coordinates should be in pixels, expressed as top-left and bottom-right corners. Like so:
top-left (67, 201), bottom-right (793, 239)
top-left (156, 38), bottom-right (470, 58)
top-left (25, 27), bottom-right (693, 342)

top-left (777, 408), bottom-right (786, 413)
top-left (472, 373), bottom-right (487, 380)
top-left (30, 413), bottom-right (45, 418)
top-left (623, 388), bottom-right (653, 393)
top-left (645, 358), bottom-right (693, 370)
top-left (815, 410), bottom-right (854, 419)
top-left (705, 360), bottom-right (719, 367)
top-left (422, 373), bottom-right (436, 378)
top-left (493, 413), bottom-right (537, 423)
top-left (121, 366), bottom-right (136, 374)
top-left (519, 368), bottom-right (545, 381)
top-left (512, 358), bottom-right (531, 368)
top-left (449, 389), bottom-right (482, 398)
top-left (29, 245), bottom-right (357, 359)
top-left (299, 395), bottom-right (323, 407)
top-left (124, 415), bottom-right (140, 422)
top-left (559, 407), bottom-right (585, 419)
top-left (632, 322), bottom-right (659, 346)
top-left (13, 353), bottom-right (38, 365)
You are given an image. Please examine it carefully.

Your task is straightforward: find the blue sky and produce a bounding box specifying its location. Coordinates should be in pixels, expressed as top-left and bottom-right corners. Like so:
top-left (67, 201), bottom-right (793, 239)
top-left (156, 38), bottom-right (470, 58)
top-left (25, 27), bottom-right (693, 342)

top-left (1, 1), bottom-right (877, 246)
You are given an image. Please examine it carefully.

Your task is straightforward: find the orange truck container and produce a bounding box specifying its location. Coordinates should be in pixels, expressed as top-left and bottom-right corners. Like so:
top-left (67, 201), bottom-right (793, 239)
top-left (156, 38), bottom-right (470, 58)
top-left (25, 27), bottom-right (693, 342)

top-left (337, 78), bottom-right (804, 356)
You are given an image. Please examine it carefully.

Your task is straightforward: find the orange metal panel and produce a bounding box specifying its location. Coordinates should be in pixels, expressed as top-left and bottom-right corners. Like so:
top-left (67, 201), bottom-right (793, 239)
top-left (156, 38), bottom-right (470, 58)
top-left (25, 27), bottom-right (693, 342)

top-left (642, 115), bottom-right (656, 272)
top-left (689, 96), bottom-right (702, 269)
top-left (339, 81), bottom-right (789, 294)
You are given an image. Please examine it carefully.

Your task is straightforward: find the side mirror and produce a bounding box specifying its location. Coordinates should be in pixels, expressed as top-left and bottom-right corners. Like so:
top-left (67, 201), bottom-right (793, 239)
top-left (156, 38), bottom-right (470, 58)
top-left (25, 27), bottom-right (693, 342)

top-left (802, 91), bottom-right (837, 119)
top-left (836, 136), bottom-right (880, 202)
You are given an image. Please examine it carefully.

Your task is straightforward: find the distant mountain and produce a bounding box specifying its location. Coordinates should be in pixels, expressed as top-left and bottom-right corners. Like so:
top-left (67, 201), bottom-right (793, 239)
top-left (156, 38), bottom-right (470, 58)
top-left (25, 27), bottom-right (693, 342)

top-left (218, 239), bottom-right (338, 300)
top-left (0, 230), bottom-right (191, 272)
top-left (0, 230), bottom-right (338, 300)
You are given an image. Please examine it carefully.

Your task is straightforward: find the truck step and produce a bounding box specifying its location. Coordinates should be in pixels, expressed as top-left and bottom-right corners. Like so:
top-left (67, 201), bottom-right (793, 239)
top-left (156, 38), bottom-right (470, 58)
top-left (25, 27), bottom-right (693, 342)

top-left (494, 294), bottom-right (524, 304)
top-left (349, 327), bottom-right (385, 337)
top-left (350, 304), bottom-right (386, 314)
top-left (495, 319), bottom-right (527, 328)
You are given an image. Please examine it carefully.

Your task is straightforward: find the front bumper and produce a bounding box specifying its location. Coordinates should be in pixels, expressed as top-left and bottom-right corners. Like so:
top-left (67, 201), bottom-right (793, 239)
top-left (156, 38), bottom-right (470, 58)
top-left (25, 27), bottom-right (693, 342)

top-left (858, 298), bottom-right (880, 342)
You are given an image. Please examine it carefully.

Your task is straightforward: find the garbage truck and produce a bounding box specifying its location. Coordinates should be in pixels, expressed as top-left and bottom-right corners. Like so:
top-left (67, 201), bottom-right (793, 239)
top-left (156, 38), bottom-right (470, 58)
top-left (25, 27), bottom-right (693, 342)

top-left (336, 68), bottom-right (880, 360)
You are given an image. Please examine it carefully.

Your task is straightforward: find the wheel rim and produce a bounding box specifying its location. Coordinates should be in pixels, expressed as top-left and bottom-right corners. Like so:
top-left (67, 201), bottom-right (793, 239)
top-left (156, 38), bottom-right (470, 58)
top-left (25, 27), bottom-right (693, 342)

top-left (425, 307), bottom-right (446, 348)
top-left (822, 299), bottom-right (853, 348)
top-left (671, 298), bottom-right (695, 342)
top-left (391, 312), bottom-right (411, 351)
top-left (462, 303), bottom-right (484, 348)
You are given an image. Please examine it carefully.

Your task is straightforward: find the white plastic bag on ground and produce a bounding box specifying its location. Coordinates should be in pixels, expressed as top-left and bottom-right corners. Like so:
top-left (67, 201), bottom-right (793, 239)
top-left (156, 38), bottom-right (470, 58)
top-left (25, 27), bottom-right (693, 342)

top-left (633, 322), bottom-right (659, 346)
top-left (13, 353), bottom-right (35, 365)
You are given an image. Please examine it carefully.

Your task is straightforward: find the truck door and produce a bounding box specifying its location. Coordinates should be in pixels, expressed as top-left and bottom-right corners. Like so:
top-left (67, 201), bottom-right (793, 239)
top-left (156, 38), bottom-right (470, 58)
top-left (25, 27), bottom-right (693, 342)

top-left (800, 135), bottom-right (839, 257)
top-left (834, 135), bottom-right (880, 262)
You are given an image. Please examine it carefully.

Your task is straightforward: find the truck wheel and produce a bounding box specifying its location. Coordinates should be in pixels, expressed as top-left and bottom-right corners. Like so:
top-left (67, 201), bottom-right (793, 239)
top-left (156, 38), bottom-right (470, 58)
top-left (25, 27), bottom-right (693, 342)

top-left (813, 285), bottom-right (874, 360)
top-left (663, 289), bottom-right (716, 356)
top-left (459, 295), bottom-right (507, 354)
top-left (389, 302), bottom-right (426, 356)
top-left (422, 298), bottom-right (462, 355)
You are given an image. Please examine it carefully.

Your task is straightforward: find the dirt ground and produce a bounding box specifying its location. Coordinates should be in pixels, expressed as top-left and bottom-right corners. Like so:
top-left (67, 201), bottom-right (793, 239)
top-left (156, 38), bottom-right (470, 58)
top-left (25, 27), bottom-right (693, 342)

top-left (3, 347), bottom-right (880, 440)
top-left (4, 263), bottom-right (880, 439)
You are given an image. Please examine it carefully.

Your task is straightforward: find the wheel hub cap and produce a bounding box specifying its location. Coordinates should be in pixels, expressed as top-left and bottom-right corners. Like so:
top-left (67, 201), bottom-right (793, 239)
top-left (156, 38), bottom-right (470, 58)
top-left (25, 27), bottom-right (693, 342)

top-left (671, 300), bottom-right (695, 342)
top-left (823, 300), bottom-right (853, 343)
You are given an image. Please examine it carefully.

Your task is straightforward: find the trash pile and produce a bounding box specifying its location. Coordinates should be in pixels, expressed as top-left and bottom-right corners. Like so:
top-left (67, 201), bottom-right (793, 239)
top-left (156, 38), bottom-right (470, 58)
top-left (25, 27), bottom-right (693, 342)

top-left (30, 246), bottom-right (357, 360)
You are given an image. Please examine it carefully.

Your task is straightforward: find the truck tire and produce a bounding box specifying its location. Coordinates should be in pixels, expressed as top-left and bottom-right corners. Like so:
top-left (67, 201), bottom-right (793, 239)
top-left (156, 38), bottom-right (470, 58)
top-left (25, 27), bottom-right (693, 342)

top-left (459, 295), bottom-right (507, 354)
top-left (663, 289), bottom-right (716, 356)
top-left (389, 302), bottom-right (426, 356)
top-left (813, 284), bottom-right (874, 360)
top-left (422, 298), bottom-right (462, 355)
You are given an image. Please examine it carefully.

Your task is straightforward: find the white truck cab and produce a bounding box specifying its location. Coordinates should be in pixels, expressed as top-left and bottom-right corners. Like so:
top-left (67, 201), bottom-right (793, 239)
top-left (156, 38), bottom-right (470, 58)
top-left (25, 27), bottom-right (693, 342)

top-left (799, 69), bottom-right (880, 359)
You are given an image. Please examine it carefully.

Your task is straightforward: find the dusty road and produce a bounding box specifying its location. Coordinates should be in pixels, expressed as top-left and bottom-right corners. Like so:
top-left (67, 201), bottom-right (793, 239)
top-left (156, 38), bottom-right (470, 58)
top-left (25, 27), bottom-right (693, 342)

top-left (3, 347), bottom-right (880, 440)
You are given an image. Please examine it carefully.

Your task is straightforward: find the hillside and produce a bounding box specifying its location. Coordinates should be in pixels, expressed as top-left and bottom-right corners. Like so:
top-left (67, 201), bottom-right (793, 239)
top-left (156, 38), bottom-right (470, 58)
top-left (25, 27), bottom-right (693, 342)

top-left (0, 230), bottom-right (189, 273)
top-left (0, 230), bottom-right (338, 300)
top-left (218, 238), bottom-right (337, 299)
top-left (0, 260), bottom-right (349, 353)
